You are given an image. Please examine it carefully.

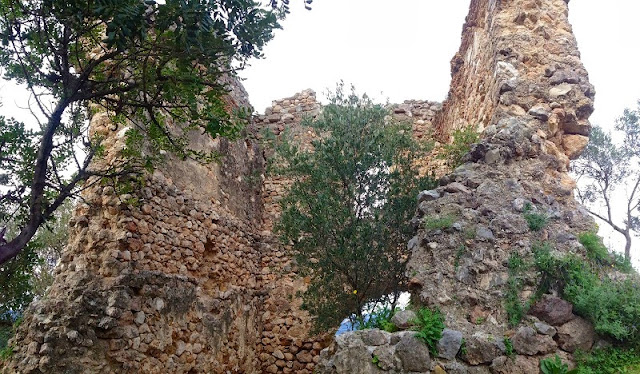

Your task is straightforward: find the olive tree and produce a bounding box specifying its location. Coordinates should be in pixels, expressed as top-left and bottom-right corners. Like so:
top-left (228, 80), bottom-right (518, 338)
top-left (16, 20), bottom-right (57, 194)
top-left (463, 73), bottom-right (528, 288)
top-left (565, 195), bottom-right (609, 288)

top-left (270, 85), bottom-right (436, 330)
top-left (574, 102), bottom-right (640, 261)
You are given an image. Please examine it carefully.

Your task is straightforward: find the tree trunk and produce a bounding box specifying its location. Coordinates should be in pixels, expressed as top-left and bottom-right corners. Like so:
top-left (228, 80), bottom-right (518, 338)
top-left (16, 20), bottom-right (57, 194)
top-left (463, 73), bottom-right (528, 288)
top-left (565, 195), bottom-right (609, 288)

top-left (625, 231), bottom-right (632, 261)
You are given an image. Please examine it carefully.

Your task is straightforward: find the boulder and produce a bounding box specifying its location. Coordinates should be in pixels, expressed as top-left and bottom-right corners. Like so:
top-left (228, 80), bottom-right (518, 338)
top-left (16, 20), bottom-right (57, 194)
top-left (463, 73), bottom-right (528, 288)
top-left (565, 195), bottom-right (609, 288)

top-left (557, 317), bottom-right (595, 352)
top-left (395, 333), bottom-right (430, 372)
top-left (332, 346), bottom-right (380, 374)
top-left (359, 329), bottom-right (390, 346)
top-left (491, 355), bottom-right (540, 374)
top-left (390, 310), bottom-right (417, 330)
top-left (372, 345), bottom-right (399, 371)
top-left (529, 295), bottom-right (574, 325)
top-left (418, 190), bottom-right (440, 203)
top-left (437, 329), bottom-right (463, 360)
top-left (461, 333), bottom-right (501, 365)
top-left (512, 326), bottom-right (557, 355)
top-left (562, 134), bottom-right (589, 159)
top-left (534, 322), bottom-right (557, 336)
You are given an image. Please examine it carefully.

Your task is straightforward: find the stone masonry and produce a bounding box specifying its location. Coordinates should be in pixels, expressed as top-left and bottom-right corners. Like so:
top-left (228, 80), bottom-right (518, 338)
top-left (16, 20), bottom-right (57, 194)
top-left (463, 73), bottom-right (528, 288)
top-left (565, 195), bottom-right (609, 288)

top-left (3, 0), bottom-right (601, 373)
top-left (317, 0), bottom-right (603, 373)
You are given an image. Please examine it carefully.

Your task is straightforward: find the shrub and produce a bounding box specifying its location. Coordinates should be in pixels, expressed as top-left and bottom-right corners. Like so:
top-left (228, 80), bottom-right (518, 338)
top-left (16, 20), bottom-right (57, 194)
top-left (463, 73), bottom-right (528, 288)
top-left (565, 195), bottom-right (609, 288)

top-left (533, 241), bottom-right (640, 344)
top-left (574, 347), bottom-right (640, 374)
top-left (505, 252), bottom-right (530, 326)
top-left (438, 125), bottom-right (480, 169)
top-left (523, 203), bottom-right (548, 231)
top-left (412, 307), bottom-right (445, 356)
top-left (578, 232), bottom-right (632, 272)
top-left (272, 85), bottom-right (437, 330)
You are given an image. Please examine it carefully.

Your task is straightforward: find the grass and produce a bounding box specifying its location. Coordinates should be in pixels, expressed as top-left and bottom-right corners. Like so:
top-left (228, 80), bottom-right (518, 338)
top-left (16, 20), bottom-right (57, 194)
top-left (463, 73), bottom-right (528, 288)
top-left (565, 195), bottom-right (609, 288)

top-left (424, 215), bottom-right (455, 231)
top-left (503, 337), bottom-right (515, 358)
top-left (355, 306), bottom-right (398, 333)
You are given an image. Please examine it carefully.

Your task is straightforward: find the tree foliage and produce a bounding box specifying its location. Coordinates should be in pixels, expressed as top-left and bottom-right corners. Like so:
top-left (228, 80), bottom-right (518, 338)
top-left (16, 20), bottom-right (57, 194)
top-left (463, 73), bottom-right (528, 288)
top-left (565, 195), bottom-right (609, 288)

top-left (0, 0), bottom-right (304, 265)
top-left (270, 84), bottom-right (437, 330)
top-left (574, 102), bottom-right (640, 261)
top-left (0, 200), bottom-right (71, 324)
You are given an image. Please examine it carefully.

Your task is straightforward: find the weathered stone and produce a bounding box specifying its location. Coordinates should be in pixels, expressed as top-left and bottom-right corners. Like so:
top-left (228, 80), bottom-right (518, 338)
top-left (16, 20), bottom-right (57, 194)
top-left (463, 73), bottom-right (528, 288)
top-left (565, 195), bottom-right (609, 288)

top-left (557, 317), bottom-right (595, 352)
top-left (529, 295), bottom-right (574, 326)
top-left (534, 322), bottom-right (557, 336)
top-left (484, 149), bottom-right (503, 165)
top-left (461, 333), bottom-right (501, 365)
top-left (433, 365), bottom-right (447, 374)
top-left (418, 189), bottom-right (440, 203)
top-left (395, 333), bottom-right (430, 372)
top-left (390, 310), bottom-right (417, 330)
top-left (437, 329), bottom-right (463, 360)
top-left (491, 355), bottom-right (539, 374)
top-left (512, 326), bottom-right (557, 355)
top-left (549, 70), bottom-right (580, 85)
top-left (372, 346), bottom-right (399, 371)
top-left (549, 83), bottom-right (572, 98)
top-left (332, 346), bottom-right (379, 374)
top-left (476, 226), bottom-right (495, 241)
top-left (529, 105), bottom-right (550, 121)
top-left (359, 329), bottom-right (390, 346)
top-left (445, 182), bottom-right (471, 194)
top-left (562, 134), bottom-right (589, 159)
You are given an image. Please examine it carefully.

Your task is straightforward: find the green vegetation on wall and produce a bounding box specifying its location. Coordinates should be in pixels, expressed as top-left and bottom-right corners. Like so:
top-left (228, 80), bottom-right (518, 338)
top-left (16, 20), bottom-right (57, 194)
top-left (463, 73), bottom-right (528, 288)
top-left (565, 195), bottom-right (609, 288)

top-left (438, 125), bottom-right (480, 169)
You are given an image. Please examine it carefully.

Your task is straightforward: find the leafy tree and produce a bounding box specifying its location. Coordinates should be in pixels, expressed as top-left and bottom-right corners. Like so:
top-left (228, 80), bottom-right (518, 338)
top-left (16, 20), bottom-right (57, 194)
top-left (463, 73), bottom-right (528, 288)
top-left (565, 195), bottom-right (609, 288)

top-left (574, 102), bottom-right (640, 261)
top-left (270, 84), bottom-right (436, 330)
top-left (0, 0), bottom-right (306, 265)
top-left (0, 200), bottom-right (72, 326)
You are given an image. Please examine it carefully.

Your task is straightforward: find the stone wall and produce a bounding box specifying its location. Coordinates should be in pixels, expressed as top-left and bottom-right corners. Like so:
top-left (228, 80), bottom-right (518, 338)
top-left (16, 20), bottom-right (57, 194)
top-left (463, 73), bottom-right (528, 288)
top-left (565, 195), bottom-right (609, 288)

top-left (317, 0), bottom-right (604, 373)
top-left (2, 76), bottom-right (274, 373)
top-left (434, 0), bottom-right (594, 165)
top-left (0, 82), bottom-right (331, 373)
top-left (2, 0), bottom-right (603, 372)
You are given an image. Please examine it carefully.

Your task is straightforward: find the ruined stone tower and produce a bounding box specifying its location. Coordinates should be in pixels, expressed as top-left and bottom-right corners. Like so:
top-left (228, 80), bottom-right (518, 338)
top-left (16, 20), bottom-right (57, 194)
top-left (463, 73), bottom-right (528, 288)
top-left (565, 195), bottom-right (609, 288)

top-left (3, 0), bottom-right (597, 373)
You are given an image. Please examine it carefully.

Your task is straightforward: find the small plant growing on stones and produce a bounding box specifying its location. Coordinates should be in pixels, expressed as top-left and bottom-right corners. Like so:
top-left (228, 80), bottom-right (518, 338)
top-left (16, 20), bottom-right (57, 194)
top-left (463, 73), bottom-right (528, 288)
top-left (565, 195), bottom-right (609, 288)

top-left (423, 215), bottom-right (455, 231)
top-left (438, 124), bottom-right (480, 169)
top-left (458, 338), bottom-right (467, 357)
top-left (523, 203), bottom-right (548, 231)
top-left (411, 307), bottom-right (445, 356)
top-left (578, 231), bottom-right (632, 272)
top-left (574, 346), bottom-right (640, 373)
top-left (503, 337), bottom-right (515, 358)
top-left (505, 252), bottom-right (529, 326)
top-left (540, 354), bottom-right (577, 374)
top-left (371, 354), bottom-right (382, 368)
top-left (355, 307), bottom-right (397, 333)
top-left (454, 245), bottom-right (466, 270)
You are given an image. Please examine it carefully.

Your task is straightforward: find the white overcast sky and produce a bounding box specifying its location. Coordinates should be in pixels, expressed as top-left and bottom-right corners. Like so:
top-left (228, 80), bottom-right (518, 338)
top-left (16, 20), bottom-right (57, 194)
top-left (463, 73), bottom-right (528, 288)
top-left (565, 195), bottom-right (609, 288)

top-left (240, 0), bottom-right (640, 133)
